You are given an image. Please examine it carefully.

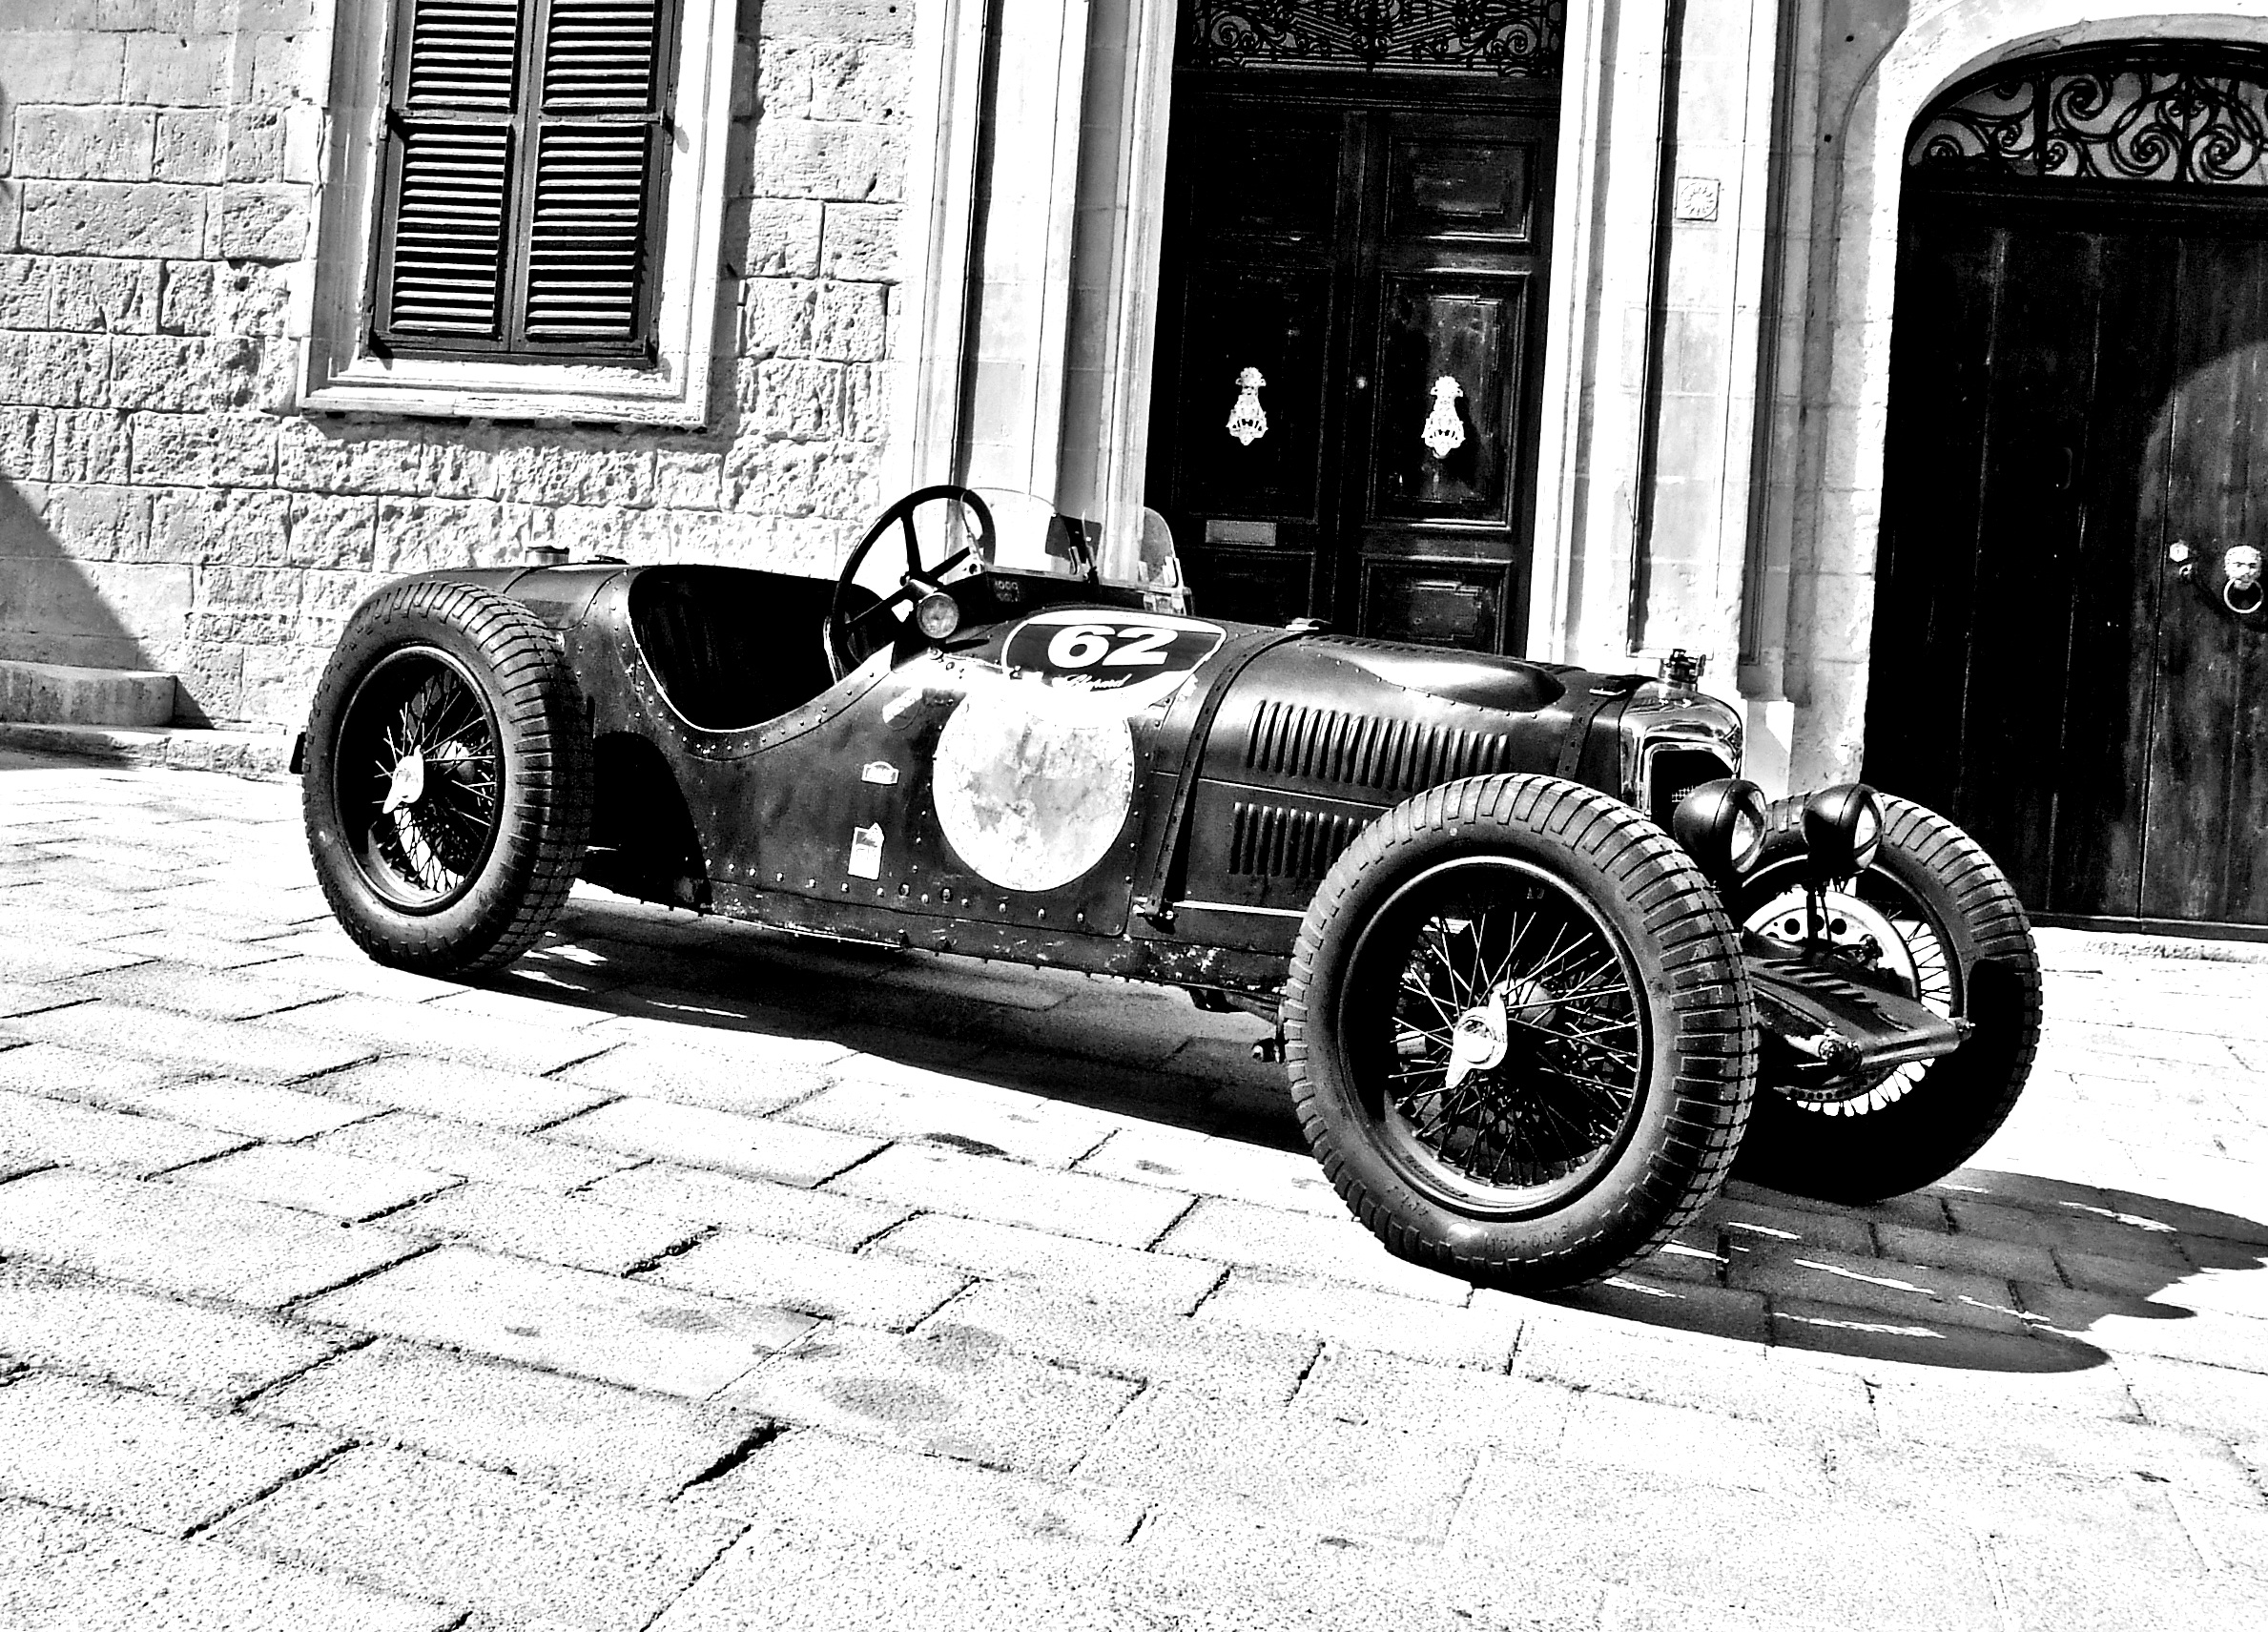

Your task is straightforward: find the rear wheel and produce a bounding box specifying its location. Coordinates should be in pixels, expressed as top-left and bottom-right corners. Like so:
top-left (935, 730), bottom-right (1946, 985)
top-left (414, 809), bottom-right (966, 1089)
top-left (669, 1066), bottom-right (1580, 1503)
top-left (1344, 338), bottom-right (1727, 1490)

top-left (302, 580), bottom-right (592, 975)
top-left (1285, 775), bottom-right (1757, 1291)
top-left (1727, 794), bottom-right (2040, 1201)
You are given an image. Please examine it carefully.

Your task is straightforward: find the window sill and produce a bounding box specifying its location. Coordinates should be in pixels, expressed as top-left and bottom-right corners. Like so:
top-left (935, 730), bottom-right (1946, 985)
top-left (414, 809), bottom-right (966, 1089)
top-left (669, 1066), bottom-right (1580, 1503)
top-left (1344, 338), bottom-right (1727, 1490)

top-left (301, 348), bottom-right (710, 427)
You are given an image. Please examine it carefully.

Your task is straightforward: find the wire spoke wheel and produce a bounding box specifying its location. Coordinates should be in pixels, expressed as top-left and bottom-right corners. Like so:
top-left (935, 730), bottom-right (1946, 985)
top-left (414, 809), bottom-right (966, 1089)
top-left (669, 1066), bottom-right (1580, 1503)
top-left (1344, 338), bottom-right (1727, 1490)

top-left (1725, 792), bottom-right (2040, 1202)
top-left (337, 648), bottom-right (505, 910)
top-left (1742, 868), bottom-right (1957, 1115)
top-left (1286, 775), bottom-right (1756, 1291)
top-left (1356, 858), bottom-right (1649, 1214)
top-left (304, 579), bottom-right (591, 977)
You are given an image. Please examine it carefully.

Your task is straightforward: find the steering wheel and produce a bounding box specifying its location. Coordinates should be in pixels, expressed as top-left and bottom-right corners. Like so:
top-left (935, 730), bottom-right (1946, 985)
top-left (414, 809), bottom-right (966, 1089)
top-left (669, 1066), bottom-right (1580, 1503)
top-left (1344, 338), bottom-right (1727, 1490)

top-left (825, 485), bottom-right (996, 682)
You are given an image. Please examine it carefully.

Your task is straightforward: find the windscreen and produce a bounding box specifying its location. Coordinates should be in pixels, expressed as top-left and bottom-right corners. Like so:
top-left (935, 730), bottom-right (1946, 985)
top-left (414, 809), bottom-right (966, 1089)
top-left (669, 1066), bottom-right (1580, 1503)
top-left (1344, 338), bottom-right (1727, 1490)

top-left (969, 490), bottom-right (1188, 611)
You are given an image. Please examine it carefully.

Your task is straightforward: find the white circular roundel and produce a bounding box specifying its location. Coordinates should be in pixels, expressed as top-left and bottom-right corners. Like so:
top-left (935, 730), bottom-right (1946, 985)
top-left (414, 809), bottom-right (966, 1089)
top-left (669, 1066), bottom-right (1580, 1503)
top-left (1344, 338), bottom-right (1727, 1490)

top-left (931, 682), bottom-right (1137, 893)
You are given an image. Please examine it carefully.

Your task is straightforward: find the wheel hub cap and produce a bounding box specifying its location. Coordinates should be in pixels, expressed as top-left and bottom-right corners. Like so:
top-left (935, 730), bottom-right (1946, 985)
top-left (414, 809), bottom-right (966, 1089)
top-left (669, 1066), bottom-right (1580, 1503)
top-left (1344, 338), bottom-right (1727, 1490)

top-left (1445, 990), bottom-right (1510, 1091)
top-left (381, 747), bottom-right (426, 816)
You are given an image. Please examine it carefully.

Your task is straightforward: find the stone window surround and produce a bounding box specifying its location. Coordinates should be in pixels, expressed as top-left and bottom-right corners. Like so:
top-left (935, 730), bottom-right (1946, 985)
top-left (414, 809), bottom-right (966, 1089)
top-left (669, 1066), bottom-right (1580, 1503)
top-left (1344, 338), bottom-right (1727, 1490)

top-left (1757, 3), bottom-right (2268, 791)
top-left (299, 0), bottom-right (740, 426)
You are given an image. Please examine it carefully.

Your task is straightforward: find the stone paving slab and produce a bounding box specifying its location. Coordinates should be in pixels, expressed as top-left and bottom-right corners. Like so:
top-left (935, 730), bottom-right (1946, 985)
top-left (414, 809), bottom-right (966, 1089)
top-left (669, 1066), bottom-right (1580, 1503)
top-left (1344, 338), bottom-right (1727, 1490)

top-left (392, 1181), bottom-right (706, 1275)
top-left (0, 1167), bottom-right (421, 1308)
top-left (213, 1445), bottom-right (744, 1632)
top-left (826, 1139), bottom-right (1192, 1247)
top-left (551, 1096), bottom-right (880, 1188)
top-left (648, 1228), bottom-right (968, 1331)
top-left (923, 1277), bottom-right (1318, 1404)
top-left (253, 1339), bottom-right (760, 1503)
top-left (0, 1498), bottom-right (459, 1632)
top-left (719, 1321), bottom-right (1142, 1475)
top-left (0, 1085), bottom-right (249, 1177)
top-left (579, 1159), bottom-right (909, 1248)
top-left (307, 1056), bottom-right (614, 1131)
top-left (302, 1246), bottom-right (814, 1398)
top-left (0, 1371), bottom-right (340, 1537)
top-left (3, 751), bottom-right (2267, 1630)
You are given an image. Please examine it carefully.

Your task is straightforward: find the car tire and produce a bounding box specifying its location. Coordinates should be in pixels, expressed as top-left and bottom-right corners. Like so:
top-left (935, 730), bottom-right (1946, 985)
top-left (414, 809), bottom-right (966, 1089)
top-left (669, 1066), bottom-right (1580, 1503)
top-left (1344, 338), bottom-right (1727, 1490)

top-left (1283, 775), bottom-right (1758, 1291)
top-left (302, 579), bottom-right (592, 976)
top-left (1727, 794), bottom-right (2041, 1202)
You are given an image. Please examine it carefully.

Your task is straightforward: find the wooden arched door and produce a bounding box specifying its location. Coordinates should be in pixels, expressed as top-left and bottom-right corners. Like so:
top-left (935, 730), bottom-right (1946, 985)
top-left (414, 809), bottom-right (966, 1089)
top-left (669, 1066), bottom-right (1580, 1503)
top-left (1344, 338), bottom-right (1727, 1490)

top-left (1868, 46), bottom-right (2268, 935)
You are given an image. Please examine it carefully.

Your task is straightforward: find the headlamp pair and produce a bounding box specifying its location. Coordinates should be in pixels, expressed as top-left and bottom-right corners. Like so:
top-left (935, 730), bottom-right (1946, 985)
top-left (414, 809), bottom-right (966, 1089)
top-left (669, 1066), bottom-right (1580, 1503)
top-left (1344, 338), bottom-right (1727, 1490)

top-left (1672, 779), bottom-right (1884, 888)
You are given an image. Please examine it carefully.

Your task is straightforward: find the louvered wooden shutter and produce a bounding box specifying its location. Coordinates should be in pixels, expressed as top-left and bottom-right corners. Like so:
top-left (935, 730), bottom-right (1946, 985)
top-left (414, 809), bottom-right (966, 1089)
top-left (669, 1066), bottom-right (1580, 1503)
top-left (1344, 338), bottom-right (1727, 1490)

top-left (373, 0), bottom-right (673, 359)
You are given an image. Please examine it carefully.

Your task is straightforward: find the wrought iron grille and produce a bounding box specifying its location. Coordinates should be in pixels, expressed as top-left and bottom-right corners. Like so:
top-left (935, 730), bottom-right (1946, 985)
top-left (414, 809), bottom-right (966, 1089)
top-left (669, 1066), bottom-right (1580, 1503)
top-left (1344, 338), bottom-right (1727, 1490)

top-left (1181, 0), bottom-right (1565, 78)
top-left (1909, 48), bottom-right (2268, 187)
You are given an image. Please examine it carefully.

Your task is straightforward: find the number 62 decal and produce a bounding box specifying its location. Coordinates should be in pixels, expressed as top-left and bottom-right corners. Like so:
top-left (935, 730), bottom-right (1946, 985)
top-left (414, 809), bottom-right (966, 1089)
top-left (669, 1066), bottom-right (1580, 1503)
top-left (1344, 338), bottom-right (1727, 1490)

top-left (1003, 609), bottom-right (1226, 692)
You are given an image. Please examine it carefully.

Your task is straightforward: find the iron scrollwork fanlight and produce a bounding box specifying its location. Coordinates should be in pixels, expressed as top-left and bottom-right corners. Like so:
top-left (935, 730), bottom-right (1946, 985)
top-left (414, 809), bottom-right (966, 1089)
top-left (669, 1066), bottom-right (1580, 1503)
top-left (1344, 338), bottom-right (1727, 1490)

top-left (1184, 0), bottom-right (1568, 78)
top-left (1909, 48), bottom-right (2268, 187)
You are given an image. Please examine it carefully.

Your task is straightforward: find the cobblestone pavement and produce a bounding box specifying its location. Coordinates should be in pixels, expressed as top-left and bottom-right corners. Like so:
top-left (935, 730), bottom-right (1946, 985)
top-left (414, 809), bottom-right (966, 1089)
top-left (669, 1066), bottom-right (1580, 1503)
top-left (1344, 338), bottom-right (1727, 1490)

top-left (0, 749), bottom-right (2263, 1631)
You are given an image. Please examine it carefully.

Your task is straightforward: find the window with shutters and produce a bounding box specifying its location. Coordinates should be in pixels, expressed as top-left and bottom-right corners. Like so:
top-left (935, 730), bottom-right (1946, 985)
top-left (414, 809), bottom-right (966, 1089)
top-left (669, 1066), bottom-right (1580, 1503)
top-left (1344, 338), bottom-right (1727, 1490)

top-left (303, 0), bottom-right (736, 423)
top-left (373, 0), bottom-right (676, 360)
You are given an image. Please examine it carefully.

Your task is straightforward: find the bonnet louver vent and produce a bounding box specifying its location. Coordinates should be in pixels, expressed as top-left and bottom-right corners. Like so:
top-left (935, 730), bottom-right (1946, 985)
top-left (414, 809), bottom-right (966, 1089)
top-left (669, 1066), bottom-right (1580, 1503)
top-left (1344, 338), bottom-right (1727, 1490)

top-left (1245, 702), bottom-right (1515, 794)
top-left (1229, 802), bottom-right (1368, 882)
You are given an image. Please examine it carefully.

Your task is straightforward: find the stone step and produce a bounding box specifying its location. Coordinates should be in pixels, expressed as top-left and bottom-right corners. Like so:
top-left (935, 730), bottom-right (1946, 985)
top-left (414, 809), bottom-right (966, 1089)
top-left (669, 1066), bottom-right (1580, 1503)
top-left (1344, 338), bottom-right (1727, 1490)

top-left (0, 721), bottom-right (293, 780)
top-left (0, 661), bottom-right (176, 729)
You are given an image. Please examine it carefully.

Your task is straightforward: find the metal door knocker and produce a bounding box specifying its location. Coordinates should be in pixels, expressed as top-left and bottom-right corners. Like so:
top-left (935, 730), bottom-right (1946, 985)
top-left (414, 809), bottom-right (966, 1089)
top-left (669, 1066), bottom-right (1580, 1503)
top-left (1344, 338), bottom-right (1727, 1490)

top-left (1421, 375), bottom-right (1466, 459)
top-left (2171, 540), bottom-right (2267, 626)
top-left (1227, 367), bottom-right (1268, 446)
top-left (2228, 544), bottom-right (2264, 614)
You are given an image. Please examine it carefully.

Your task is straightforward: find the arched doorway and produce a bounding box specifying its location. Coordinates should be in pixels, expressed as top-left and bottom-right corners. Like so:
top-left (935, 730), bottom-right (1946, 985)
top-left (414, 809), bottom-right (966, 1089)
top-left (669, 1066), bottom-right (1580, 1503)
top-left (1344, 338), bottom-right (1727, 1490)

top-left (1143, 2), bottom-right (1564, 652)
top-left (1868, 44), bottom-right (2268, 936)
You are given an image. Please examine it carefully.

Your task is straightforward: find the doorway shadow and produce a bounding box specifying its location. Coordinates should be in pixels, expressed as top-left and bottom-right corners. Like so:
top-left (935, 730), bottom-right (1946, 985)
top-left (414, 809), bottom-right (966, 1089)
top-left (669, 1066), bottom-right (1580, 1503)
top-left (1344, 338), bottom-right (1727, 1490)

top-left (483, 892), bottom-right (2265, 1379)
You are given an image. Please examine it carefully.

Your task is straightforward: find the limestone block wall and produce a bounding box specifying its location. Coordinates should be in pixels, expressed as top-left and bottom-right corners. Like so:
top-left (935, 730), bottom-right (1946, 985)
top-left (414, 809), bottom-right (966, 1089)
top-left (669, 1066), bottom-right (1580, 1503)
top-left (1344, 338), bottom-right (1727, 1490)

top-left (0, 0), bottom-right (910, 730)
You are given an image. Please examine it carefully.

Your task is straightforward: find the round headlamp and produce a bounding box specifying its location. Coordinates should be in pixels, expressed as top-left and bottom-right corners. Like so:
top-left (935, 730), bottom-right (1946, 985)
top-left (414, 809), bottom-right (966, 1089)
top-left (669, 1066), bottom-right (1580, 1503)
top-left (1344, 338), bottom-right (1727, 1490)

top-left (1803, 783), bottom-right (1883, 881)
top-left (1671, 778), bottom-right (1770, 888)
top-left (914, 589), bottom-right (962, 642)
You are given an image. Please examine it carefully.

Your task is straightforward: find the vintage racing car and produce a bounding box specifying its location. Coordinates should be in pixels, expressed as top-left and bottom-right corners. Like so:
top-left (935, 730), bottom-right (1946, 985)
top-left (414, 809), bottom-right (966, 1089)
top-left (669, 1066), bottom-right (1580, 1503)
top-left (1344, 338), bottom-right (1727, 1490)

top-left (296, 486), bottom-right (2042, 1291)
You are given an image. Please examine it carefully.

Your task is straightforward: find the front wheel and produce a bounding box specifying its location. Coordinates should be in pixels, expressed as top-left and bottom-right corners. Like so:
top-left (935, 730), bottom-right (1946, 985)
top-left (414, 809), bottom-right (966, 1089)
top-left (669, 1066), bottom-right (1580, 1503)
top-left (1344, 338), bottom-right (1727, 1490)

top-left (1284, 775), bottom-right (1758, 1292)
top-left (1727, 794), bottom-right (2041, 1202)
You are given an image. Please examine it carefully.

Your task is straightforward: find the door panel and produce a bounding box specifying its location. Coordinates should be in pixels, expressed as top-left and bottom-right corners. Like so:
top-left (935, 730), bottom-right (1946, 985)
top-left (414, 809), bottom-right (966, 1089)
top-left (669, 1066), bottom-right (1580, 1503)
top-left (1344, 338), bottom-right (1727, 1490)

top-left (2142, 235), bottom-right (2268, 922)
top-left (1876, 190), bottom-right (2268, 931)
top-left (1370, 281), bottom-right (1520, 523)
top-left (1866, 210), bottom-right (2002, 820)
top-left (1177, 266), bottom-right (1337, 519)
top-left (1951, 228), bottom-right (2104, 908)
top-left (1149, 89), bottom-right (1555, 653)
top-left (1360, 559), bottom-right (1502, 651)
top-left (1385, 128), bottom-right (1535, 241)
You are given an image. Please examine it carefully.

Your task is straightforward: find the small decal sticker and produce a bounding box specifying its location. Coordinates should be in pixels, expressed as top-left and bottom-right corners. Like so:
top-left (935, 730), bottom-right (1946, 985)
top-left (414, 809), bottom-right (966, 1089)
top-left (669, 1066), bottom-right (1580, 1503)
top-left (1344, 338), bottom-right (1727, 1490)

top-left (861, 761), bottom-right (901, 785)
top-left (849, 823), bottom-right (884, 879)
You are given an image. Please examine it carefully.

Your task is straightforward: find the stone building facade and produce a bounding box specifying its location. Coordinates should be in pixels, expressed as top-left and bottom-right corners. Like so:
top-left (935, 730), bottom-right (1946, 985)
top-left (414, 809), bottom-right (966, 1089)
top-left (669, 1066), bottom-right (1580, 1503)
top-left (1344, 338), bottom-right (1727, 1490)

top-left (4, 0), bottom-right (2265, 932)
top-left (0, 0), bottom-right (909, 729)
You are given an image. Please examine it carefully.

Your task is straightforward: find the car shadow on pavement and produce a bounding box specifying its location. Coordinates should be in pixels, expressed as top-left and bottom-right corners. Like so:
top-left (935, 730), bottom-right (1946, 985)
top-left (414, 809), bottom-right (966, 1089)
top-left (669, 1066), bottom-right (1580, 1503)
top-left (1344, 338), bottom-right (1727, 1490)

top-left (498, 895), bottom-right (2266, 1380)
top-left (1529, 1167), bottom-right (2268, 1376)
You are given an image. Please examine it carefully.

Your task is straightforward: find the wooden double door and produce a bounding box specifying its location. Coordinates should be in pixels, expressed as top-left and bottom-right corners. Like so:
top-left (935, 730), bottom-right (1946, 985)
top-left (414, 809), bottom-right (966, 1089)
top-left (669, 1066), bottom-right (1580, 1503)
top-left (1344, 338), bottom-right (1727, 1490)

top-left (1870, 186), bottom-right (2268, 931)
top-left (1145, 83), bottom-right (1556, 652)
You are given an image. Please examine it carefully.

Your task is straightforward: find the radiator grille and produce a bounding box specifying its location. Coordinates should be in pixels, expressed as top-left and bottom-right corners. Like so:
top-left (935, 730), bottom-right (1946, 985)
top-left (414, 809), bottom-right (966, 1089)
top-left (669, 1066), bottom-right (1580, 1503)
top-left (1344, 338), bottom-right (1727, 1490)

top-left (1228, 802), bottom-right (1368, 882)
top-left (1245, 701), bottom-right (1515, 795)
top-left (1648, 749), bottom-right (1735, 829)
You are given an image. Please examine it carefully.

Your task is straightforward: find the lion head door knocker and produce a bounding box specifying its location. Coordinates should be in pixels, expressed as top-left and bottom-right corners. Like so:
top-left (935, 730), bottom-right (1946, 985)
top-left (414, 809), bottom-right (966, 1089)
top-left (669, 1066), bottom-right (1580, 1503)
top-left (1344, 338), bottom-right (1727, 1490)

top-left (1227, 367), bottom-right (1268, 446)
top-left (2170, 539), bottom-right (2266, 625)
top-left (2227, 544), bottom-right (2264, 614)
top-left (1421, 376), bottom-right (1466, 459)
